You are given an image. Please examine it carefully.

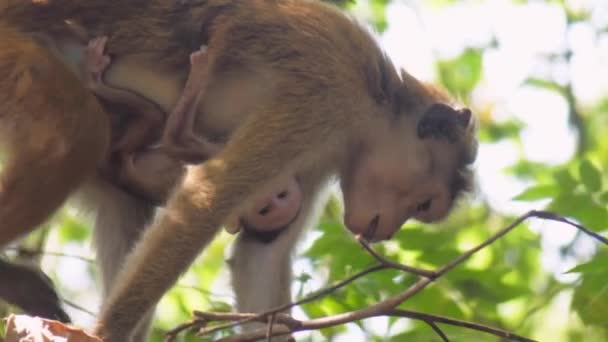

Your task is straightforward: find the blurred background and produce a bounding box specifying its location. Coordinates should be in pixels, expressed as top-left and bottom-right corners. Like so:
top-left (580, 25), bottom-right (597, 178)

top-left (2, 0), bottom-right (608, 341)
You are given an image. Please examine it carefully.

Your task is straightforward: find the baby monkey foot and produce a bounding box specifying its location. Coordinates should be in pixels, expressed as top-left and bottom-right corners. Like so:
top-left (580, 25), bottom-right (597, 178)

top-left (83, 36), bottom-right (111, 90)
top-left (161, 46), bottom-right (221, 163)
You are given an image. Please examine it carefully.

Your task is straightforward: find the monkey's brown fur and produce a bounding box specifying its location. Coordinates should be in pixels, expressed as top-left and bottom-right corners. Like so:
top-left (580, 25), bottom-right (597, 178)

top-left (0, 22), bottom-right (109, 245)
top-left (0, 1), bottom-right (477, 340)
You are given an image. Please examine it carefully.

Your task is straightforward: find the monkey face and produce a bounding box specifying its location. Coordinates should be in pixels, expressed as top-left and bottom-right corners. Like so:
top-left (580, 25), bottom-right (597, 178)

top-left (340, 103), bottom-right (476, 242)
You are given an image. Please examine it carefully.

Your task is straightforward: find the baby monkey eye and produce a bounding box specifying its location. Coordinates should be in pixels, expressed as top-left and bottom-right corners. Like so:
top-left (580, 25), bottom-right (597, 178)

top-left (416, 199), bottom-right (432, 212)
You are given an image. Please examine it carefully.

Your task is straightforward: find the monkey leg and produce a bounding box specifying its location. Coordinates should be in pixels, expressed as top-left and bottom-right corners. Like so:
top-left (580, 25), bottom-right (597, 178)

top-left (0, 258), bottom-right (71, 322)
top-left (0, 24), bottom-right (110, 246)
top-left (229, 177), bottom-right (327, 340)
top-left (160, 45), bottom-right (223, 163)
top-left (80, 179), bottom-right (158, 342)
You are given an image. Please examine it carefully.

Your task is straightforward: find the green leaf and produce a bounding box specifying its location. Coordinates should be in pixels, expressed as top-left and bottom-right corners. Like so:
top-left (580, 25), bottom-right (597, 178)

top-left (513, 184), bottom-right (559, 201)
top-left (369, 0), bottom-right (389, 32)
top-left (553, 168), bottom-right (578, 192)
top-left (57, 215), bottom-right (89, 243)
top-left (549, 193), bottom-right (608, 231)
top-left (600, 191), bottom-right (608, 204)
top-left (571, 255), bottom-right (608, 327)
top-left (579, 159), bottom-right (602, 193)
top-left (525, 77), bottom-right (564, 94)
top-left (566, 256), bottom-right (608, 274)
top-left (478, 120), bottom-right (524, 143)
top-left (437, 49), bottom-right (483, 98)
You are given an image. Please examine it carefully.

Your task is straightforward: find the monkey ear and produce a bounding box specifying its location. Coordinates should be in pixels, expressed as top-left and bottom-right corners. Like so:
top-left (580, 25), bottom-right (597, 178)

top-left (417, 103), bottom-right (472, 143)
top-left (400, 68), bottom-right (425, 101)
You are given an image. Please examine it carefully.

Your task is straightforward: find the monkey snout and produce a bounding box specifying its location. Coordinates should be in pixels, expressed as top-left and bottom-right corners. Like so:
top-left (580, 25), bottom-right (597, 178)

top-left (345, 213), bottom-right (404, 242)
top-left (241, 178), bottom-right (303, 232)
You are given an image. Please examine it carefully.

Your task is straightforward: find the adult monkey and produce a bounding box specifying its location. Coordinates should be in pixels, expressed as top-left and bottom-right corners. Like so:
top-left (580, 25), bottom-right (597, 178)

top-left (0, 0), bottom-right (477, 340)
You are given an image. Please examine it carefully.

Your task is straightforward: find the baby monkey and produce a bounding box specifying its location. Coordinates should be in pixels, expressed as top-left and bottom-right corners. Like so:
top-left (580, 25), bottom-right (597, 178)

top-left (86, 36), bottom-right (303, 232)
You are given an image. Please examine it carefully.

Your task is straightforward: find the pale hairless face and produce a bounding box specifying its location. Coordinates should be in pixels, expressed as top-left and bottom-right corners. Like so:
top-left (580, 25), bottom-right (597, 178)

top-left (341, 103), bottom-right (474, 242)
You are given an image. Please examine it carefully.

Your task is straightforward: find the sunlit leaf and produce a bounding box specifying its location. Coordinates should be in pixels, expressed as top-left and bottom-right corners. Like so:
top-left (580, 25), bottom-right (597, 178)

top-left (514, 184), bottom-right (559, 201)
top-left (579, 159), bottom-right (602, 193)
top-left (571, 255), bottom-right (608, 327)
top-left (553, 168), bottom-right (578, 192)
top-left (566, 256), bottom-right (608, 274)
top-left (437, 49), bottom-right (483, 98)
top-left (478, 120), bottom-right (524, 142)
top-left (549, 194), bottom-right (608, 231)
top-left (57, 215), bottom-right (89, 243)
top-left (599, 191), bottom-right (608, 204)
top-left (370, 0), bottom-right (389, 32)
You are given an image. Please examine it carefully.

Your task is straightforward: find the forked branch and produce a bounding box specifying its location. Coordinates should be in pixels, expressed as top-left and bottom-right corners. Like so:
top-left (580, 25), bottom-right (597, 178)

top-left (165, 210), bottom-right (607, 342)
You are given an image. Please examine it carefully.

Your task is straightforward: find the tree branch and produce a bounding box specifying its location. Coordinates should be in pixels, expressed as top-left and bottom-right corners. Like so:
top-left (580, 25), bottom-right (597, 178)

top-left (165, 210), bottom-right (606, 341)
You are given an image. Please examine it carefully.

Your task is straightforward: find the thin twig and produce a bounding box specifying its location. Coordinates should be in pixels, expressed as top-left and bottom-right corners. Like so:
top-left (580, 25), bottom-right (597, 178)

top-left (531, 210), bottom-right (608, 245)
top-left (193, 264), bottom-right (388, 336)
top-left (389, 309), bottom-right (535, 342)
top-left (185, 210), bottom-right (606, 341)
top-left (165, 319), bottom-right (205, 342)
top-left (62, 299), bottom-right (96, 317)
top-left (211, 308), bottom-right (537, 342)
top-left (265, 313), bottom-right (275, 342)
top-left (357, 236), bottom-right (436, 278)
top-left (423, 320), bottom-right (449, 342)
top-left (5, 247), bottom-right (95, 263)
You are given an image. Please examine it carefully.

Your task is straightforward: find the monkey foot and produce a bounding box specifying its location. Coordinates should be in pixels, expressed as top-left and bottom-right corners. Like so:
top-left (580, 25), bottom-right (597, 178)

top-left (83, 36), bottom-right (111, 89)
top-left (179, 45), bottom-right (209, 96)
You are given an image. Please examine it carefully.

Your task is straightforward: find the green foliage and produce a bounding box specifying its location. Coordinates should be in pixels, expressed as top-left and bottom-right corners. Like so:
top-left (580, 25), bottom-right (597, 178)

top-left (478, 119), bottom-right (524, 143)
top-left (437, 48), bottom-right (483, 100)
top-left (570, 253), bottom-right (608, 328)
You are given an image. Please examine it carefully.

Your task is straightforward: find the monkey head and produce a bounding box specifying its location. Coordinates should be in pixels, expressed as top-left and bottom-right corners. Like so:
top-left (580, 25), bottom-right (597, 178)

top-left (341, 71), bottom-right (477, 242)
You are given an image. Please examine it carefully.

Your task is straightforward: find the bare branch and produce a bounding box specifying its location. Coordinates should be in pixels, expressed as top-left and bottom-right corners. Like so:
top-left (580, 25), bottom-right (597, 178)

top-left (389, 309), bottom-right (535, 342)
top-left (166, 210), bottom-right (606, 341)
top-left (191, 264), bottom-right (389, 336)
top-left (265, 313), bottom-right (275, 342)
top-left (5, 247), bottom-right (95, 263)
top-left (357, 236), bottom-right (436, 278)
top-left (424, 320), bottom-right (449, 342)
top-left (206, 308), bottom-right (537, 342)
top-left (165, 319), bottom-right (205, 342)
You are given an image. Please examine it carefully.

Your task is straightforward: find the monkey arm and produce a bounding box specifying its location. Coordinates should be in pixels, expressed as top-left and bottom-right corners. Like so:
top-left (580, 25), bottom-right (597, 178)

top-left (95, 106), bottom-right (346, 340)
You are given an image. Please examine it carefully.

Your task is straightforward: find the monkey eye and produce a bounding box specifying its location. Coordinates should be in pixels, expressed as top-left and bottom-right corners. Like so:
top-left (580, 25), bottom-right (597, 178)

top-left (416, 199), bottom-right (432, 212)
